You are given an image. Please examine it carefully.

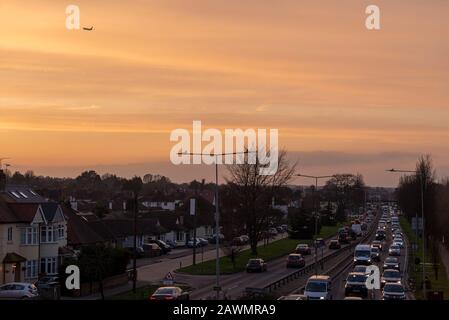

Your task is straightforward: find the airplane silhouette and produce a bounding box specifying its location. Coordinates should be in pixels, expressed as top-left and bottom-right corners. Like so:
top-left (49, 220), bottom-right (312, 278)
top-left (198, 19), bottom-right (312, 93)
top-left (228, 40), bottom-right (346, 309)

top-left (83, 26), bottom-right (94, 31)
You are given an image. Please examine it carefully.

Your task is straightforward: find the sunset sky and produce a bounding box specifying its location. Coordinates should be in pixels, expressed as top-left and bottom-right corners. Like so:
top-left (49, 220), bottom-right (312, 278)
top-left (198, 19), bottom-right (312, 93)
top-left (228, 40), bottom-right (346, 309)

top-left (1, 0), bottom-right (448, 186)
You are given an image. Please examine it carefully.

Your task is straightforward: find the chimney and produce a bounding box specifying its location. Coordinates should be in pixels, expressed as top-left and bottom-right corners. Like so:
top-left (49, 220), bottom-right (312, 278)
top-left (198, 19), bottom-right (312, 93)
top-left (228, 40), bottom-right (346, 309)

top-left (0, 169), bottom-right (6, 192)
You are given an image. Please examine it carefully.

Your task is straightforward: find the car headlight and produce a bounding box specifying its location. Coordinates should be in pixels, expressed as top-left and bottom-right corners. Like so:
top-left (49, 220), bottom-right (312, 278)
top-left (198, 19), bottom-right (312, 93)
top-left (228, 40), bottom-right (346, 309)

top-left (320, 296), bottom-right (325, 300)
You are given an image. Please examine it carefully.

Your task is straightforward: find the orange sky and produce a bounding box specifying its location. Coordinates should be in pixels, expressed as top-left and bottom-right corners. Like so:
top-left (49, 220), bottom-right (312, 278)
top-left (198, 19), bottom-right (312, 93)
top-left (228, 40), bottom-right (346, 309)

top-left (1, 0), bottom-right (448, 186)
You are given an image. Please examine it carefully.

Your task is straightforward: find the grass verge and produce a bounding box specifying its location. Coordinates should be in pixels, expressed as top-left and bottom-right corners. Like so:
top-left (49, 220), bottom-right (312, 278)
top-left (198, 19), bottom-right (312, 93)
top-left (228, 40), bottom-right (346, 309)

top-left (400, 216), bottom-right (449, 300)
top-left (178, 223), bottom-right (344, 275)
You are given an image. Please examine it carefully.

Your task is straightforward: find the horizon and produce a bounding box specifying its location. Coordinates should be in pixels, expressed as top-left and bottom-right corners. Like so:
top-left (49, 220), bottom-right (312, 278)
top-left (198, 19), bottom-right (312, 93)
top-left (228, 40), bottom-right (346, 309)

top-left (1, 0), bottom-right (448, 187)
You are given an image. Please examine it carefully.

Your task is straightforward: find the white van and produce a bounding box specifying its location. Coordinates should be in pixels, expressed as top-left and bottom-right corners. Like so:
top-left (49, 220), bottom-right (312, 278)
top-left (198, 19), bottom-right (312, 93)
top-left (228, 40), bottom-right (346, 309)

top-left (304, 275), bottom-right (332, 300)
top-left (354, 244), bottom-right (372, 265)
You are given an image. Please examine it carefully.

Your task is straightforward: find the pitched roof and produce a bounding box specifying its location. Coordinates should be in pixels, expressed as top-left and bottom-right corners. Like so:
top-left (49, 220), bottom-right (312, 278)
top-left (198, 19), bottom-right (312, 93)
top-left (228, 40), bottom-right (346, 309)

top-left (40, 202), bottom-right (60, 221)
top-left (6, 203), bottom-right (40, 223)
top-left (3, 252), bottom-right (27, 263)
top-left (2, 185), bottom-right (46, 203)
top-left (63, 206), bottom-right (105, 246)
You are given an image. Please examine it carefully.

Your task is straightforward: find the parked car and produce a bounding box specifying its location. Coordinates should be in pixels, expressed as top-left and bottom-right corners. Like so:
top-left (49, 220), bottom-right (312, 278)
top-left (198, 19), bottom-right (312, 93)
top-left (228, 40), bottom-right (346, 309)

top-left (381, 269), bottom-right (401, 287)
top-left (232, 236), bottom-right (246, 246)
top-left (149, 286), bottom-right (189, 300)
top-left (165, 239), bottom-right (178, 249)
top-left (276, 226), bottom-right (284, 233)
top-left (34, 276), bottom-right (59, 290)
top-left (246, 258), bottom-right (267, 273)
top-left (383, 257), bottom-right (400, 270)
top-left (286, 254), bottom-right (306, 268)
top-left (382, 283), bottom-right (406, 300)
top-left (124, 246), bottom-right (145, 258)
top-left (198, 238), bottom-right (209, 246)
top-left (142, 243), bottom-right (162, 257)
top-left (344, 272), bottom-right (368, 298)
top-left (329, 240), bottom-right (341, 250)
top-left (208, 234), bottom-right (225, 244)
top-left (187, 238), bottom-right (202, 248)
top-left (295, 243), bottom-right (312, 255)
top-left (268, 228), bottom-right (278, 236)
top-left (147, 239), bottom-right (171, 254)
top-left (0, 282), bottom-right (39, 299)
top-left (240, 235), bottom-right (249, 244)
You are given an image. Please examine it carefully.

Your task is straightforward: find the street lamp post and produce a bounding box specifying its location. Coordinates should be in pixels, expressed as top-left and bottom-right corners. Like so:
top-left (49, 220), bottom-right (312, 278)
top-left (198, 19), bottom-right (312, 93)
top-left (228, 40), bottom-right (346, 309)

top-left (387, 168), bottom-right (426, 299)
top-left (295, 174), bottom-right (335, 275)
top-left (180, 150), bottom-right (254, 299)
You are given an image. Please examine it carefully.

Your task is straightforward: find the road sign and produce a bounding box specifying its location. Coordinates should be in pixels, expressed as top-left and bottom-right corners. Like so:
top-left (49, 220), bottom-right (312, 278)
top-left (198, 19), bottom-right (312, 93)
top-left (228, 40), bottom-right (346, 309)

top-left (162, 272), bottom-right (174, 285)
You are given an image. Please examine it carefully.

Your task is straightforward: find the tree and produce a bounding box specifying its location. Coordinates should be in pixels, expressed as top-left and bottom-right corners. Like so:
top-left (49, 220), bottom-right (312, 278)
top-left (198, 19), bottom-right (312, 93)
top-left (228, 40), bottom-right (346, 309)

top-left (225, 150), bottom-right (296, 255)
top-left (323, 174), bottom-right (366, 222)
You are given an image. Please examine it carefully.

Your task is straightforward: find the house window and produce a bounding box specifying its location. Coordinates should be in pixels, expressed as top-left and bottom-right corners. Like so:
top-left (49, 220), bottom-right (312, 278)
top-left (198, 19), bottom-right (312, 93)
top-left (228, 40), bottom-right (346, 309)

top-left (20, 227), bottom-right (38, 245)
top-left (58, 224), bottom-right (65, 239)
top-left (7, 227), bottom-right (13, 242)
top-left (25, 260), bottom-right (38, 279)
top-left (41, 225), bottom-right (56, 243)
top-left (176, 231), bottom-right (184, 242)
top-left (40, 257), bottom-right (58, 275)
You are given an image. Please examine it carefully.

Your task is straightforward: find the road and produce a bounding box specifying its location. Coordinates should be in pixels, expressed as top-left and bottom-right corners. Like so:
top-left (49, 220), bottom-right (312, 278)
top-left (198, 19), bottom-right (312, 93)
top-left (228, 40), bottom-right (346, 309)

top-left (331, 218), bottom-right (410, 300)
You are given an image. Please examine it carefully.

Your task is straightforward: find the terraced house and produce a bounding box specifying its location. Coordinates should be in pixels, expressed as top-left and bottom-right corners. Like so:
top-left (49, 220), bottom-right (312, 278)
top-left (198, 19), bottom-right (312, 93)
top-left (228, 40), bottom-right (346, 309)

top-left (0, 172), bottom-right (68, 285)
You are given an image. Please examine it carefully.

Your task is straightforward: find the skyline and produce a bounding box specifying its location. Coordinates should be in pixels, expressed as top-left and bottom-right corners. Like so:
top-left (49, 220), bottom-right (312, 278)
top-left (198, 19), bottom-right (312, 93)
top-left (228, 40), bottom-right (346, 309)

top-left (1, 0), bottom-right (448, 186)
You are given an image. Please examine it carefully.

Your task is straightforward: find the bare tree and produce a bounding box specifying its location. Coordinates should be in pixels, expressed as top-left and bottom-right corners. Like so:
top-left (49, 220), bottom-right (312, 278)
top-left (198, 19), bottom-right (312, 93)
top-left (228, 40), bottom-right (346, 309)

top-left (225, 150), bottom-right (296, 255)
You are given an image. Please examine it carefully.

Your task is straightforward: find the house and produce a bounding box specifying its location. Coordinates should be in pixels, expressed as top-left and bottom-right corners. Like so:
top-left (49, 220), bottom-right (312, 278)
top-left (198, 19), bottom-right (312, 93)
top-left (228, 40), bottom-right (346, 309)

top-left (0, 180), bottom-right (68, 285)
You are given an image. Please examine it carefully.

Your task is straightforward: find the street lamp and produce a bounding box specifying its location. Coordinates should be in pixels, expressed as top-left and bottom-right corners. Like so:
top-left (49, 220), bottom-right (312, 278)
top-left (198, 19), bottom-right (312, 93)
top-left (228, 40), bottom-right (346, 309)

top-left (387, 168), bottom-right (426, 298)
top-left (295, 173), bottom-right (335, 275)
top-left (179, 150), bottom-right (255, 299)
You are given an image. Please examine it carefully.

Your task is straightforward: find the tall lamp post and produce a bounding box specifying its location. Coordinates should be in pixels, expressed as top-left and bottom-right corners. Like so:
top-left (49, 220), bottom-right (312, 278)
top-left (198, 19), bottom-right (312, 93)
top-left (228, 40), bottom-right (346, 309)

top-left (180, 150), bottom-right (254, 299)
top-left (295, 173), bottom-right (335, 275)
top-left (387, 168), bottom-right (426, 299)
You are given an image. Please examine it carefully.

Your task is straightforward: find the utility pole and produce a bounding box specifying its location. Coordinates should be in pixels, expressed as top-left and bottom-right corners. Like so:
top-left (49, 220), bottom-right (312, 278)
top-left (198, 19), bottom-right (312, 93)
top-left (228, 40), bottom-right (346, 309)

top-left (387, 168), bottom-right (426, 299)
top-left (179, 150), bottom-right (254, 299)
top-left (296, 173), bottom-right (335, 275)
top-left (190, 198), bottom-right (197, 265)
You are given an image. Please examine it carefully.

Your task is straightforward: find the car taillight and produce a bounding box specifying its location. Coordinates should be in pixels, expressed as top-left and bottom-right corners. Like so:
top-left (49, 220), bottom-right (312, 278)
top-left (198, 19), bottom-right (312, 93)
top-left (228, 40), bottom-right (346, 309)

top-left (164, 296), bottom-right (175, 300)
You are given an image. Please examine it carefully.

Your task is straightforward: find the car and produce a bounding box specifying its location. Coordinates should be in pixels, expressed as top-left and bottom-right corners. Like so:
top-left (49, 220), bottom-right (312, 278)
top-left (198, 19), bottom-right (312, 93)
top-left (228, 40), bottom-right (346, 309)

top-left (246, 258), bottom-right (267, 273)
top-left (276, 226), bottom-right (284, 233)
top-left (165, 239), bottom-right (178, 249)
top-left (142, 243), bottom-right (162, 257)
top-left (338, 232), bottom-right (350, 244)
top-left (383, 257), bottom-right (400, 270)
top-left (381, 269), bottom-right (402, 287)
top-left (393, 239), bottom-right (404, 248)
top-left (295, 244), bottom-right (312, 255)
top-left (344, 272), bottom-right (369, 298)
top-left (240, 235), bottom-right (249, 244)
top-left (34, 276), bottom-right (60, 291)
top-left (375, 230), bottom-right (386, 241)
top-left (149, 286), bottom-right (189, 300)
top-left (382, 283), bottom-right (406, 300)
top-left (329, 240), bottom-right (341, 250)
top-left (187, 238), bottom-right (203, 248)
top-left (124, 246), bottom-right (145, 258)
top-left (389, 245), bottom-right (401, 256)
top-left (354, 244), bottom-right (372, 265)
top-left (208, 234), bottom-right (225, 244)
top-left (304, 275), bottom-right (332, 300)
top-left (232, 236), bottom-right (246, 246)
top-left (268, 228), bottom-right (278, 236)
top-left (371, 240), bottom-right (383, 251)
top-left (370, 247), bottom-right (381, 262)
top-left (353, 265), bottom-right (368, 274)
top-left (197, 238), bottom-right (209, 246)
top-left (0, 282), bottom-right (39, 299)
top-left (147, 239), bottom-right (172, 253)
top-left (286, 254), bottom-right (306, 268)
top-left (277, 294), bottom-right (307, 300)
top-left (314, 238), bottom-right (326, 248)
